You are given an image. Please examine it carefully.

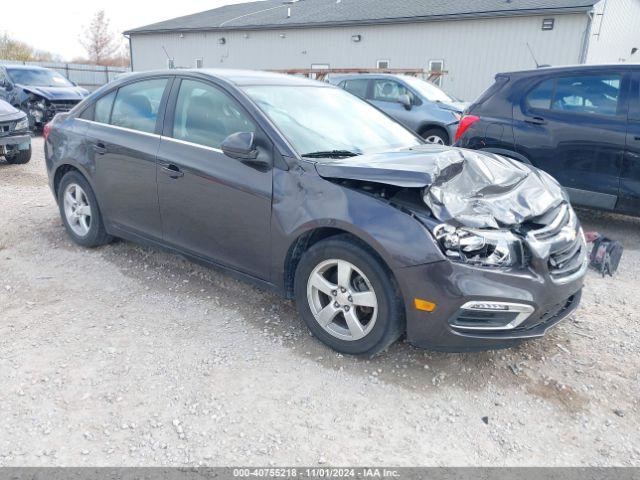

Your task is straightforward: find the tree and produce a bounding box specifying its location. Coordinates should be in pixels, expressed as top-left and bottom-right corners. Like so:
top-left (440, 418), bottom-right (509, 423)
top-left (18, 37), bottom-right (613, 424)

top-left (0, 33), bottom-right (60, 62)
top-left (80, 10), bottom-right (120, 65)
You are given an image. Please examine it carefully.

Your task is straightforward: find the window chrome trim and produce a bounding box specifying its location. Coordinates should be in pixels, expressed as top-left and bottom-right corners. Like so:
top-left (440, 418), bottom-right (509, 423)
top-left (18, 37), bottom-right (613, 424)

top-left (451, 302), bottom-right (535, 332)
top-left (75, 118), bottom-right (161, 139)
top-left (159, 135), bottom-right (224, 154)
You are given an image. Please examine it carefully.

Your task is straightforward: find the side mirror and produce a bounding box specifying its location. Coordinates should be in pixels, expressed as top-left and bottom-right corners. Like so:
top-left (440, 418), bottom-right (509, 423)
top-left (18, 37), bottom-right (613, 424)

top-left (221, 132), bottom-right (259, 161)
top-left (398, 94), bottom-right (412, 110)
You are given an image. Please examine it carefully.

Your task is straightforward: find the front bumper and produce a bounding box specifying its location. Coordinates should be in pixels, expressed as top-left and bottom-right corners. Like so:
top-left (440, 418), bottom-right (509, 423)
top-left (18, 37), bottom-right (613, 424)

top-left (0, 133), bottom-right (31, 155)
top-left (394, 259), bottom-right (586, 352)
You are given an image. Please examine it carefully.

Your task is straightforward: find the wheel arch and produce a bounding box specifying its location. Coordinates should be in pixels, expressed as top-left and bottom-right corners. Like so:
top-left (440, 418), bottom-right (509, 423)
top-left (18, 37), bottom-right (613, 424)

top-left (479, 148), bottom-right (532, 165)
top-left (283, 226), bottom-right (397, 299)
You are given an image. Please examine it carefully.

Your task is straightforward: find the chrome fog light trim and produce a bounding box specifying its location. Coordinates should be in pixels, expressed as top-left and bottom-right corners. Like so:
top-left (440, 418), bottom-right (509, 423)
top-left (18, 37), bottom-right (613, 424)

top-left (451, 301), bottom-right (535, 331)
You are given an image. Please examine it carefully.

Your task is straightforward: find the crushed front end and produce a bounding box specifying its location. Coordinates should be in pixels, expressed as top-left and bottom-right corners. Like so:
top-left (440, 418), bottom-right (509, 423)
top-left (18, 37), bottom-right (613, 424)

top-left (315, 146), bottom-right (587, 351)
top-left (0, 102), bottom-right (31, 160)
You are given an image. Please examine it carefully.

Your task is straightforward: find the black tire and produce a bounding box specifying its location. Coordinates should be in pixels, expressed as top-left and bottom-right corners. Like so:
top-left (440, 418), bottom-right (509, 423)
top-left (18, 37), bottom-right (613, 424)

top-left (57, 171), bottom-right (112, 247)
top-left (5, 146), bottom-right (31, 165)
top-left (294, 235), bottom-right (405, 356)
top-left (421, 127), bottom-right (449, 146)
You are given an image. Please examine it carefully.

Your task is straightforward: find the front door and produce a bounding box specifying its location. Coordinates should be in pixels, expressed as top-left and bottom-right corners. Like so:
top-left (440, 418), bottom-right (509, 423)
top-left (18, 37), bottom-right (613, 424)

top-left (619, 72), bottom-right (640, 213)
top-left (514, 72), bottom-right (629, 210)
top-left (87, 77), bottom-right (170, 239)
top-left (367, 78), bottom-right (418, 129)
top-left (156, 78), bottom-right (273, 279)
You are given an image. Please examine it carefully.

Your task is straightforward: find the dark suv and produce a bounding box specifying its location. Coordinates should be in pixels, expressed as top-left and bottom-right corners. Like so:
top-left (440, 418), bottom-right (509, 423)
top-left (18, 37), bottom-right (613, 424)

top-left (45, 70), bottom-right (586, 355)
top-left (456, 64), bottom-right (640, 215)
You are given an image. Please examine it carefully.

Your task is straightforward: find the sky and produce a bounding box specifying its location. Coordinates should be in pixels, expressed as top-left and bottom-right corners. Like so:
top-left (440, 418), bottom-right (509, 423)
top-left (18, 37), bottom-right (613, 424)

top-left (1, 0), bottom-right (254, 61)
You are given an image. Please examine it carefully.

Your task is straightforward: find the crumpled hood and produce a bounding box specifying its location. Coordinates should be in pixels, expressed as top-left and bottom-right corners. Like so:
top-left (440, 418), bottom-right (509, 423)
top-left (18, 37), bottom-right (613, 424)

top-left (19, 85), bottom-right (88, 101)
top-left (438, 100), bottom-right (469, 113)
top-left (314, 145), bottom-right (565, 229)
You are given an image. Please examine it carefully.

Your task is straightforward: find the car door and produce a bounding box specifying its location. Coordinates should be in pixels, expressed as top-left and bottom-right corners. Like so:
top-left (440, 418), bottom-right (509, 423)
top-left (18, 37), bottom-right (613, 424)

top-left (618, 71), bottom-right (640, 213)
top-left (156, 77), bottom-right (273, 279)
top-left (367, 78), bottom-right (418, 129)
top-left (513, 71), bottom-right (629, 210)
top-left (86, 77), bottom-right (171, 239)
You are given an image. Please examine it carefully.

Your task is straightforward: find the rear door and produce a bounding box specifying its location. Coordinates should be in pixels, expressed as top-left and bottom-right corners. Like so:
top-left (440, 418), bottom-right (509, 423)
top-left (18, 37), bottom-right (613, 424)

top-left (619, 71), bottom-right (640, 213)
top-left (86, 77), bottom-right (171, 239)
top-left (513, 71), bottom-right (629, 210)
top-left (156, 77), bottom-right (273, 279)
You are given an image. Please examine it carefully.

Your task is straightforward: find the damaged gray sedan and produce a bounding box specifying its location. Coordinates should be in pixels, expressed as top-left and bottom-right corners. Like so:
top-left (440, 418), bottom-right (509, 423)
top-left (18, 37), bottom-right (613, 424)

top-left (44, 70), bottom-right (587, 355)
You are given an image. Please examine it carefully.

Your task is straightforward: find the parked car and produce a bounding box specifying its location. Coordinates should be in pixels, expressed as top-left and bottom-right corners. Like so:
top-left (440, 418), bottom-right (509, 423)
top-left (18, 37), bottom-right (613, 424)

top-left (0, 98), bottom-right (31, 164)
top-left (329, 73), bottom-right (467, 145)
top-left (45, 70), bottom-right (587, 355)
top-left (0, 65), bottom-right (89, 130)
top-left (455, 64), bottom-right (640, 216)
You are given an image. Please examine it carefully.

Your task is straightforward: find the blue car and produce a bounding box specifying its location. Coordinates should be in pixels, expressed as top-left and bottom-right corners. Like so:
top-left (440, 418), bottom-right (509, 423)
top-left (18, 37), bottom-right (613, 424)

top-left (329, 74), bottom-right (468, 145)
top-left (0, 65), bottom-right (89, 130)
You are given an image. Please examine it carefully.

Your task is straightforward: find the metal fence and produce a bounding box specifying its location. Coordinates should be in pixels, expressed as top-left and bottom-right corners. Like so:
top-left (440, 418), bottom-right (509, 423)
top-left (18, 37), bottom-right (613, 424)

top-left (0, 60), bottom-right (129, 91)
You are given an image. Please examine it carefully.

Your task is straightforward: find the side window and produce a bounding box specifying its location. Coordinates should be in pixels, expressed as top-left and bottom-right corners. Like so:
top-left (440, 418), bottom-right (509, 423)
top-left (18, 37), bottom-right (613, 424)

top-left (526, 79), bottom-right (554, 110)
top-left (340, 79), bottom-right (368, 99)
top-left (172, 79), bottom-right (256, 149)
top-left (93, 91), bottom-right (116, 124)
top-left (552, 75), bottom-right (621, 116)
top-left (111, 79), bottom-right (167, 134)
top-left (371, 79), bottom-right (415, 104)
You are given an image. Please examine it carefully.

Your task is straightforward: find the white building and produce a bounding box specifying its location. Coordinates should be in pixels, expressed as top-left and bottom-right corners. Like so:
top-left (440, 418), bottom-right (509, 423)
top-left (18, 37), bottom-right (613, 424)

top-left (125, 0), bottom-right (638, 101)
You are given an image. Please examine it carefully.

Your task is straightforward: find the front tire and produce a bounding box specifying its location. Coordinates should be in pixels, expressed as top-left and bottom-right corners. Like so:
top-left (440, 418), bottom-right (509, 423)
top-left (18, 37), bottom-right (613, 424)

top-left (421, 128), bottom-right (449, 146)
top-left (5, 146), bottom-right (31, 165)
top-left (294, 236), bottom-right (405, 356)
top-left (57, 171), bottom-right (112, 247)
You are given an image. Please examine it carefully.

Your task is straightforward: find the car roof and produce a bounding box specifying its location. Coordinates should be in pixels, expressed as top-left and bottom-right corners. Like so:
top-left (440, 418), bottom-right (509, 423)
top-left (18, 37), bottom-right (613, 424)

top-left (329, 73), bottom-right (410, 81)
top-left (2, 65), bottom-right (50, 71)
top-left (112, 69), bottom-right (329, 87)
top-left (502, 63), bottom-right (640, 77)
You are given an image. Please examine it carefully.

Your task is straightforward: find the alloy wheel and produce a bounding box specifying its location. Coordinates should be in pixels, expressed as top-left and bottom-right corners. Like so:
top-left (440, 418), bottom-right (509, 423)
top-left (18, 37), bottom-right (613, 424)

top-left (63, 183), bottom-right (92, 237)
top-left (306, 259), bottom-right (378, 341)
top-left (424, 134), bottom-right (446, 145)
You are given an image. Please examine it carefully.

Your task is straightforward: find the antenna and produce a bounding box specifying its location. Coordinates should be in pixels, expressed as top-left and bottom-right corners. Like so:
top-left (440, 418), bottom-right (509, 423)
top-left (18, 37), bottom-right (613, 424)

top-left (526, 43), bottom-right (540, 68)
top-left (162, 46), bottom-right (171, 60)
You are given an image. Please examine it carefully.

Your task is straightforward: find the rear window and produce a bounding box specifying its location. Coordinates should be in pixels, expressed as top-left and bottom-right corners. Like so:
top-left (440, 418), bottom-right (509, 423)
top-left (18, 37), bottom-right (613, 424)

top-left (472, 75), bottom-right (509, 108)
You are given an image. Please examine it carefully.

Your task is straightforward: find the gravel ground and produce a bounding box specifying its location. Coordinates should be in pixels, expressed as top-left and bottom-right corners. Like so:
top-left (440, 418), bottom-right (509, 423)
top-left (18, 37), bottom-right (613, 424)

top-left (0, 137), bottom-right (638, 467)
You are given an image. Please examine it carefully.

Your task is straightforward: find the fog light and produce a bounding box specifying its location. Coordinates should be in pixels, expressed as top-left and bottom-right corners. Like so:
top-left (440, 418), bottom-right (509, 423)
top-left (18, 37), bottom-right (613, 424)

top-left (450, 301), bottom-right (534, 331)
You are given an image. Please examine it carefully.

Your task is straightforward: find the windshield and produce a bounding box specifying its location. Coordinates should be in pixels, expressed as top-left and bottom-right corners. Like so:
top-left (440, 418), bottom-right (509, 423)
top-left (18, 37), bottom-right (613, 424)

top-left (6, 68), bottom-right (73, 87)
top-left (243, 85), bottom-right (420, 157)
top-left (402, 76), bottom-right (454, 103)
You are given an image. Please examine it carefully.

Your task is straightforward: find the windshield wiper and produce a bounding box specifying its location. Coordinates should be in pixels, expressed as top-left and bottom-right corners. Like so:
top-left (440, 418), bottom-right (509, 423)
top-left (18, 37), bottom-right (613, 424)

top-left (302, 150), bottom-right (361, 159)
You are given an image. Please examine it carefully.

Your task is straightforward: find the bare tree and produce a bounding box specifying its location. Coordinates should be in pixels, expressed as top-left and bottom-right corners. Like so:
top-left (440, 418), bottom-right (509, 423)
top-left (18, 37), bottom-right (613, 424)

top-left (80, 10), bottom-right (119, 65)
top-left (0, 32), bottom-right (59, 62)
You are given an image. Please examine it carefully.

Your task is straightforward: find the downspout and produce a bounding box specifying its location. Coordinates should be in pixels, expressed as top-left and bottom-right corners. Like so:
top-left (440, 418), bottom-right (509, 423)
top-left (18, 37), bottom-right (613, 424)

top-left (579, 8), bottom-right (595, 64)
top-left (125, 34), bottom-right (134, 72)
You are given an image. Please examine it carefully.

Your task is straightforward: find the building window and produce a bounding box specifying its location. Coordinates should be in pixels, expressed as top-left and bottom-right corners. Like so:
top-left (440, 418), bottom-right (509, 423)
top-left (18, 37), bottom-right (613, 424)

top-left (195, 58), bottom-right (204, 69)
top-left (542, 18), bottom-right (555, 30)
top-left (167, 58), bottom-right (175, 69)
top-left (429, 60), bottom-right (444, 87)
top-left (377, 60), bottom-right (390, 70)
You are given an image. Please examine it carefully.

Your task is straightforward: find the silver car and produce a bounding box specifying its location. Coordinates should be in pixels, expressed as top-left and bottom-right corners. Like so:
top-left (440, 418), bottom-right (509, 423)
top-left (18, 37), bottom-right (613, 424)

top-left (329, 74), bottom-right (468, 145)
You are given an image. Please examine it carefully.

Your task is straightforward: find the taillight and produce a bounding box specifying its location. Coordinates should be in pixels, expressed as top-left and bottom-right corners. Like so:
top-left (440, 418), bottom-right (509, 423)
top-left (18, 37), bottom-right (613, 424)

top-left (43, 123), bottom-right (52, 141)
top-left (454, 115), bottom-right (480, 143)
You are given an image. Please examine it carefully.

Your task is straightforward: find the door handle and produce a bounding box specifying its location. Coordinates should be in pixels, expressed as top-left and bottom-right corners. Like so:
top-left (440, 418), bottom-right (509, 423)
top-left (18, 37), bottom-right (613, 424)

top-left (92, 143), bottom-right (107, 155)
top-left (161, 164), bottom-right (184, 179)
top-left (525, 116), bottom-right (547, 125)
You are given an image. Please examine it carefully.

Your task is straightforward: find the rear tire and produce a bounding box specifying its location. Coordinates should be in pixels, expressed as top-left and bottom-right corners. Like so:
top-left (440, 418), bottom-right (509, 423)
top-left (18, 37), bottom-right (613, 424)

top-left (5, 146), bottom-right (31, 165)
top-left (57, 171), bottom-right (112, 247)
top-left (294, 235), bottom-right (405, 356)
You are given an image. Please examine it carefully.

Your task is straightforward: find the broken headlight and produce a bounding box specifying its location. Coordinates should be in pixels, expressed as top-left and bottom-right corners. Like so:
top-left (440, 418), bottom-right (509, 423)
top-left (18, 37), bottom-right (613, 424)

top-left (15, 117), bottom-right (29, 131)
top-left (433, 224), bottom-right (524, 268)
